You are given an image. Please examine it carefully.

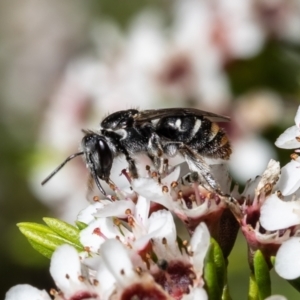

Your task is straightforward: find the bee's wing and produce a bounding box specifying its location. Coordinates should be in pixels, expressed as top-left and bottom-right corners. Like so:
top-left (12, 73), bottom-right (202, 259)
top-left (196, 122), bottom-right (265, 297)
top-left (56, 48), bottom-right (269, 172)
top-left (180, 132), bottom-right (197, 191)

top-left (135, 108), bottom-right (230, 123)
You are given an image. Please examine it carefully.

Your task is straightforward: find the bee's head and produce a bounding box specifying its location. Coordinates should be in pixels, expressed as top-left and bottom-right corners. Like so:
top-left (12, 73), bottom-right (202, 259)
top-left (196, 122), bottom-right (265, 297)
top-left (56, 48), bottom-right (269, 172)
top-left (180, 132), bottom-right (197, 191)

top-left (41, 133), bottom-right (113, 196)
top-left (81, 134), bottom-right (113, 195)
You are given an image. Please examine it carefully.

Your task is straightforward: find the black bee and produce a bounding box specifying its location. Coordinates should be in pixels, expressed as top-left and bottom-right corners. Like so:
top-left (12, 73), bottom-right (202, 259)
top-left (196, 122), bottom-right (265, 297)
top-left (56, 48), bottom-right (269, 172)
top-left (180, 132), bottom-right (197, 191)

top-left (42, 108), bottom-right (231, 195)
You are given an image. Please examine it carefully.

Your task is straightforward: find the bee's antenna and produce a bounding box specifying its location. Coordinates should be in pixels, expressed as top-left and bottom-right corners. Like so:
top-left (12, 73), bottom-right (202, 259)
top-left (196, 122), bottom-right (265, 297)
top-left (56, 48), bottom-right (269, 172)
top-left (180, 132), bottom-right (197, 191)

top-left (41, 152), bottom-right (84, 185)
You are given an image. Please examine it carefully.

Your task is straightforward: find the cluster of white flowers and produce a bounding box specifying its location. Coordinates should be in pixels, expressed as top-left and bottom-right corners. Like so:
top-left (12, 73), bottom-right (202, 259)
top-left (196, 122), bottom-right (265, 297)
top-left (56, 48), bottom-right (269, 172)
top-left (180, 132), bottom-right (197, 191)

top-left (260, 106), bottom-right (300, 280)
top-left (7, 164), bottom-right (217, 299)
top-left (224, 105), bottom-right (300, 280)
top-left (7, 106), bottom-right (300, 299)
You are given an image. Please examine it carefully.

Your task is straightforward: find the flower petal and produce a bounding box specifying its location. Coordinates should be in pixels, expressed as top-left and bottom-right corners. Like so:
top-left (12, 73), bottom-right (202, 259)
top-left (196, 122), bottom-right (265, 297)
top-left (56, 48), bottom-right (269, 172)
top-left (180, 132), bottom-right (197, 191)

top-left (275, 125), bottom-right (300, 149)
top-left (135, 195), bottom-right (150, 227)
top-left (181, 287), bottom-right (208, 300)
top-left (275, 237), bottom-right (300, 279)
top-left (265, 296), bottom-right (287, 300)
top-left (5, 285), bottom-right (51, 300)
top-left (101, 239), bottom-right (136, 286)
top-left (148, 210), bottom-right (180, 258)
top-left (132, 178), bottom-right (173, 209)
top-left (189, 223), bottom-right (210, 274)
top-left (294, 105), bottom-right (300, 128)
top-left (260, 194), bottom-right (300, 230)
top-left (256, 159), bottom-right (280, 194)
top-left (50, 244), bottom-right (87, 296)
top-left (94, 200), bottom-right (136, 219)
top-left (77, 202), bottom-right (104, 224)
top-left (80, 218), bottom-right (123, 252)
top-left (277, 160), bottom-right (300, 195)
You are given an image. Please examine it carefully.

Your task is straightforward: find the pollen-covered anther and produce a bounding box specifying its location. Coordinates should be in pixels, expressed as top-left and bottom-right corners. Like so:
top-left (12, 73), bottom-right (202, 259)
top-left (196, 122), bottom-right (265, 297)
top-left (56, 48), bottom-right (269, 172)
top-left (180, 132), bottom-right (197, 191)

top-left (125, 208), bottom-right (132, 215)
top-left (84, 246), bottom-right (91, 252)
top-left (189, 194), bottom-right (196, 202)
top-left (49, 289), bottom-right (58, 296)
top-left (128, 216), bottom-right (135, 226)
top-left (262, 183), bottom-right (272, 195)
top-left (109, 182), bottom-right (116, 191)
top-left (177, 190), bottom-right (183, 199)
top-left (276, 190), bottom-right (283, 199)
top-left (189, 273), bottom-right (196, 280)
top-left (206, 192), bottom-right (213, 199)
top-left (93, 196), bottom-right (100, 202)
top-left (78, 275), bottom-right (85, 282)
top-left (291, 152), bottom-right (299, 160)
top-left (111, 195), bottom-right (117, 201)
top-left (113, 218), bottom-right (121, 226)
top-left (151, 171), bottom-right (158, 178)
top-left (93, 279), bottom-right (99, 286)
top-left (182, 240), bottom-right (188, 247)
top-left (135, 267), bottom-right (143, 275)
top-left (171, 181), bottom-right (178, 188)
top-left (145, 165), bottom-right (151, 171)
top-left (162, 185), bottom-right (169, 193)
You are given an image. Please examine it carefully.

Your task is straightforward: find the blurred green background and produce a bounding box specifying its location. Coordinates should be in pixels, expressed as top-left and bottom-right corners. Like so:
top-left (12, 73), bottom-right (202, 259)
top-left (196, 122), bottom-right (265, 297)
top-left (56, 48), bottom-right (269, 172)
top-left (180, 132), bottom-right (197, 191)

top-left (1, 0), bottom-right (300, 298)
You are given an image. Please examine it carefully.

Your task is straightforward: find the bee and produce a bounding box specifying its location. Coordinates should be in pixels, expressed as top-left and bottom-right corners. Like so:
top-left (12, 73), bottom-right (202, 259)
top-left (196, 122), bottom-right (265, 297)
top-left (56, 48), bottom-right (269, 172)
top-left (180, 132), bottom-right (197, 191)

top-left (42, 108), bottom-right (231, 195)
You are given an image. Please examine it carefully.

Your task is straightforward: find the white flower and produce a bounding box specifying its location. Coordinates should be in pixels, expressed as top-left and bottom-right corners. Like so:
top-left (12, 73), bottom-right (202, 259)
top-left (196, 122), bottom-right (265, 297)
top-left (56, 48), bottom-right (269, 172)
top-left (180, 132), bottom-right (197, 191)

top-left (265, 296), bottom-right (287, 300)
top-left (260, 193), bottom-right (300, 231)
top-left (189, 223), bottom-right (210, 278)
top-left (275, 237), bottom-right (300, 280)
top-left (276, 159), bottom-right (300, 195)
top-left (50, 244), bottom-right (96, 298)
top-left (5, 285), bottom-right (51, 300)
top-left (80, 216), bottom-right (130, 253)
top-left (275, 105), bottom-right (300, 150)
top-left (181, 286), bottom-right (208, 300)
top-left (259, 158), bottom-right (300, 230)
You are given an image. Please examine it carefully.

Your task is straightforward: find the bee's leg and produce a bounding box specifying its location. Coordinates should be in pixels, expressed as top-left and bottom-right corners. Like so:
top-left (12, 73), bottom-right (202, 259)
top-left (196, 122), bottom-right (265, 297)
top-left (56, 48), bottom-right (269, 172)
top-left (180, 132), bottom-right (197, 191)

top-left (104, 132), bottom-right (139, 179)
top-left (147, 133), bottom-right (165, 174)
top-left (124, 152), bottom-right (138, 179)
top-left (164, 142), bottom-right (222, 194)
top-left (117, 144), bottom-right (138, 179)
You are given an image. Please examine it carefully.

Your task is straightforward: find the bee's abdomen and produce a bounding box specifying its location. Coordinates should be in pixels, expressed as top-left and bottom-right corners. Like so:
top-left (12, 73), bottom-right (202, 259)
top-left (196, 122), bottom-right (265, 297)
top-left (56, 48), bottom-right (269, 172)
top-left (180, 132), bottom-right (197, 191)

top-left (200, 128), bottom-right (231, 159)
top-left (190, 119), bottom-right (231, 160)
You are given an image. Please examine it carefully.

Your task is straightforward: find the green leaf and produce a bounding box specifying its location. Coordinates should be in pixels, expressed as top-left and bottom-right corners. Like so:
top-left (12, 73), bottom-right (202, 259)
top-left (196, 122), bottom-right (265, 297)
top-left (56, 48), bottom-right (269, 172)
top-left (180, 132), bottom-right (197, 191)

top-left (248, 273), bottom-right (259, 300)
top-left (253, 250), bottom-right (271, 300)
top-left (43, 217), bottom-right (81, 245)
top-left (210, 239), bottom-right (232, 300)
top-left (17, 222), bottom-right (56, 235)
top-left (204, 239), bottom-right (223, 300)
top-left (210, 238), bottom-right (226, 288)
top-left (76, 221), bottom-right (88, 230)
top-left (17, 221), bottom-right (84, 258)
top-left (28, 239), bottom-right (54, 259)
